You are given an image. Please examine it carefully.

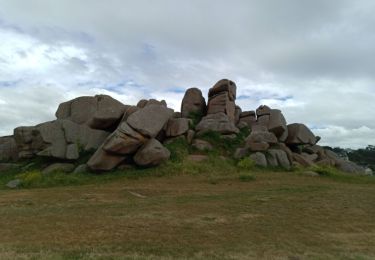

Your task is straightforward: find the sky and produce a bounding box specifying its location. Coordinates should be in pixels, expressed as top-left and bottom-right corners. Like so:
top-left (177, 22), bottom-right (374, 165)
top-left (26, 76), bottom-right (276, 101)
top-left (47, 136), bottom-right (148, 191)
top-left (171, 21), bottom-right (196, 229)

top-left (0, 0), bottom-right (374, 148)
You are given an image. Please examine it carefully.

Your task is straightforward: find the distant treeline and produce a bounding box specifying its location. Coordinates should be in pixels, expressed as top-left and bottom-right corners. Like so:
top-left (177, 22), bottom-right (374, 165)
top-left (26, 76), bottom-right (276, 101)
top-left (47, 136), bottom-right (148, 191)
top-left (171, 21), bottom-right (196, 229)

top-left (324, 145), bottom-right (375, 170)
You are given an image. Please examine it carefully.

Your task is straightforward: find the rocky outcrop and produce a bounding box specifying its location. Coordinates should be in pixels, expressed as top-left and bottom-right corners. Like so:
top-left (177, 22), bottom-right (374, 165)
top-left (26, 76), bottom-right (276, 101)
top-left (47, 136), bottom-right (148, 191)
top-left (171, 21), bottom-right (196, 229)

top-left (0, 78), bottom-right (366, 175)
top-left (195, 79), bottom-right (241, 134)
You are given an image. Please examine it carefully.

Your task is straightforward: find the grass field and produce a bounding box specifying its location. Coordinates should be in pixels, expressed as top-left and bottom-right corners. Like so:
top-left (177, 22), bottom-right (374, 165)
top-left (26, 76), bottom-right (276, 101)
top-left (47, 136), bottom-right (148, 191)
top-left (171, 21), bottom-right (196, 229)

top-left (0, 164), bottom-right (374, 259)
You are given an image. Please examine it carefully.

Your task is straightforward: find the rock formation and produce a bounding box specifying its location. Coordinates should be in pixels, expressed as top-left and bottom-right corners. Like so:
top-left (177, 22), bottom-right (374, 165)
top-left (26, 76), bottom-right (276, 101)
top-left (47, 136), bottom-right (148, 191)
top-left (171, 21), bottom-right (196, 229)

top-left (0, 79), bottom-right (368, 176)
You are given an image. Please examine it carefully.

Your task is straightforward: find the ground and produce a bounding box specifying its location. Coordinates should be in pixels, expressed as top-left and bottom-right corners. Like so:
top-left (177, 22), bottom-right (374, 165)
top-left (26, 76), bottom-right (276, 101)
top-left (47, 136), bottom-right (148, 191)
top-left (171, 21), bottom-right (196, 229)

top-left (0, 169), bottom-right (374, 259)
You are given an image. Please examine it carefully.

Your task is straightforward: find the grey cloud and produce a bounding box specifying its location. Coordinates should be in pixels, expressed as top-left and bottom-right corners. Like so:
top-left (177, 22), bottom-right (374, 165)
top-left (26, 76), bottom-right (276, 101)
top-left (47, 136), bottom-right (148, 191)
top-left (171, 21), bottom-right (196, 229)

top-left (0, 0), bottom-right (374, 148)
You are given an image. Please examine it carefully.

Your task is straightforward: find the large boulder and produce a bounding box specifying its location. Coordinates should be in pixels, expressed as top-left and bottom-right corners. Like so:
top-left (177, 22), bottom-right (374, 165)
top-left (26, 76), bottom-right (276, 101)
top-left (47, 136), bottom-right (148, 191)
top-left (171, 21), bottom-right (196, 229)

top-left (206, 79), bottom-right (237, 123)
top-left (286, 123), bottom-right (316, 145)
top-left (134, 139), bottom-right (170, 167)
top-left (238, 111), bottom-right (256, 128)
top-left (249, 152), bottom-right (267, 167)
top-left (207, 92), bottom-right (236, 122)
top-left (181, 88), bottom-right (206, 118)
top-left (266, 149), bottom-right (291, 169)
top-left (127, 104), bottom-right (174, 138)
top-left (87, 148), bottom-right (127, 171)
top-left (196, 112), bottom-right (239, 135)
top-left (102, 122), bottom-right (147, 155)
top-left (56, 95), bottom-right (126, 129)
top-left (165, 118), bottom-right (190, 137)
top-left (256, 105), bottom-right (271, 117)
top-left (0, 136), bottom-right (18, 161)
top-left (208, 79), bottom-right (236, 101)
top-left (245, 126), bottom-right (278, 145)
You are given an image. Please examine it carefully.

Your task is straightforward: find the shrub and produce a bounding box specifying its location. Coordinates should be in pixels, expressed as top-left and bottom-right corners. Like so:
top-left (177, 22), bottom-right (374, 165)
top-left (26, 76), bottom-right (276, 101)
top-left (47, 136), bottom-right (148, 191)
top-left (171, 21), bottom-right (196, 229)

top-left (237, 157), bottom-right (255, 170)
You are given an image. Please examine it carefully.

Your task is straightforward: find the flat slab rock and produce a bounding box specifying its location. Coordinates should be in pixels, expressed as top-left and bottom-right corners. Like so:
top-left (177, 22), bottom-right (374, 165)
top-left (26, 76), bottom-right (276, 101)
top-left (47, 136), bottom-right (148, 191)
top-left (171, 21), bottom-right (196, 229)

top-left (127, 104), bottom-right (174, 138)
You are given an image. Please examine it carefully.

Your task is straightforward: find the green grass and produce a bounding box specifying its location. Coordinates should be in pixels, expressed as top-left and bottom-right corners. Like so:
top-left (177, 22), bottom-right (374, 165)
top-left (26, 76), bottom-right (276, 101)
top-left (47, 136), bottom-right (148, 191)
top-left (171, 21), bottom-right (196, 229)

top-left (196, 127), bottom-right (250, 157)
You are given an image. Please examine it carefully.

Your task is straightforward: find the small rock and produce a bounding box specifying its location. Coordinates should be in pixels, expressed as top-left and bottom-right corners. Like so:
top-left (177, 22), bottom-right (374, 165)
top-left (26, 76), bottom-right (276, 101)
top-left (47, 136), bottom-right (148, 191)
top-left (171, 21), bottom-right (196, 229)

top-left (302, 171), bottom-right (319, 177)
top-left (192, 139), bottom-right (213, 151)
top-left (6, 179), bottom-right (21, 189)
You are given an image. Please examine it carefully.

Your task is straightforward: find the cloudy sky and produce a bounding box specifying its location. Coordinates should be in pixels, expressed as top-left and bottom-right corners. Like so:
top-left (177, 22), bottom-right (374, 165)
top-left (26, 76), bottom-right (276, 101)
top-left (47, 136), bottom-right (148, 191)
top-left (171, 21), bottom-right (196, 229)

top-left (0, 0), bottom-right (374, 148)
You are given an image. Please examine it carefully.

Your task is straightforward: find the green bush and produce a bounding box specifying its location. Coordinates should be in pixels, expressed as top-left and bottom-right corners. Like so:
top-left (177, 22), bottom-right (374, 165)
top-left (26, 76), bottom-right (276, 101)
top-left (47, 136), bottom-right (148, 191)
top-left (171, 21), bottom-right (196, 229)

top-left (237, 157), bottom-right (255, 170)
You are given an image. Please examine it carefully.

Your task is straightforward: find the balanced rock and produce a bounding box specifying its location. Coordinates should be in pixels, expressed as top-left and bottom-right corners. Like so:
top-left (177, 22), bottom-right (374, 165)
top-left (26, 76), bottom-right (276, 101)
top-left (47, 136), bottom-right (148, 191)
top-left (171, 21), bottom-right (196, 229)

top-left (207, 79), bottom-right (237, 123)
top-left (127, 104), bottom-right (174, 138)
top-left (268, 109), bottom-right (288, 142)
top-left (207, 92), bottom-right (236, 122)
top-left (181, 88), bottom-right (206, 118)
top-left (208, 79), bottom-right (236, 101)
top-left (196, 112), bottom-right (239, 135)
top-left (256, 105), bottom-right (271, 117)
top-left (286, 123), bottom-right (316, 145)
top-left (134, 139), bottom-right (170, 167)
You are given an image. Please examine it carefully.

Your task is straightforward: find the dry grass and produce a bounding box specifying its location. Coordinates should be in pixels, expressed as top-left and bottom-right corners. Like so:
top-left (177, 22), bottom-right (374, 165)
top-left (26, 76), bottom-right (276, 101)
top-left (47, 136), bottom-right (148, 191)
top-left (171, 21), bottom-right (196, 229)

top-left (0, 172), bottom-right (374, 259)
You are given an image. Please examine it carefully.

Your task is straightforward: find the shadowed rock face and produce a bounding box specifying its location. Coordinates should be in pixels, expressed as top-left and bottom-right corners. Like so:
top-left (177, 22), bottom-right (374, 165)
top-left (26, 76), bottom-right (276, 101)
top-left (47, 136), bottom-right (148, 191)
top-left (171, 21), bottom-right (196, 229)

top-left (13, 120), bottom-right (109, 160)
top-left (0, 79), bottom-right (367, 175)
top-left (0, 136), bottom-right (18, 161)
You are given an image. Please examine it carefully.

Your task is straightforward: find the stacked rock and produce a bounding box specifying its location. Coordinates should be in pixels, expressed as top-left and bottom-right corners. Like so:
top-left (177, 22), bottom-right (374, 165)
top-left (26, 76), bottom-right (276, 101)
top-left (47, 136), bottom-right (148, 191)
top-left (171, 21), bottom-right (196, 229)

top-left (196, 79), bottom-right (239, 135)
top-left (88, 102), bottom-right (174, 171)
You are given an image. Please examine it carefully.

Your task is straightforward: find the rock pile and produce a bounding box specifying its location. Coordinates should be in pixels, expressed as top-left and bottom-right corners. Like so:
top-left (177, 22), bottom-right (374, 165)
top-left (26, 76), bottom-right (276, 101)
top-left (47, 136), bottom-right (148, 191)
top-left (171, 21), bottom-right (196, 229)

top-left (0, 79), bottom-right (368, 176)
